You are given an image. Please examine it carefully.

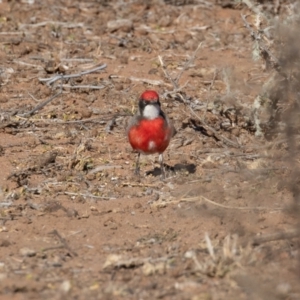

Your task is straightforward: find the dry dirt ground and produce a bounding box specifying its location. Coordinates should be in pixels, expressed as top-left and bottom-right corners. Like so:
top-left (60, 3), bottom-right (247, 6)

top-left (0, 0), bottom-right (299, 299)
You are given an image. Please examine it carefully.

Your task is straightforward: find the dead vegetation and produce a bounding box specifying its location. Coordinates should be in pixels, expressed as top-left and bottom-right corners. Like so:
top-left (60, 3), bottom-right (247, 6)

top-left (0, 0), bottom-right (299, 299)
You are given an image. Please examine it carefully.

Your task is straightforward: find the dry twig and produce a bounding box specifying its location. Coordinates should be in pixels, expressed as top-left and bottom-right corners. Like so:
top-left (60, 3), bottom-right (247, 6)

top-left (39, 64), bottom-right (107, 86)
top-left (158, 55), bottom-right (178, 89)
top-left (19, 90), bottom-right (62, 117)
top-left (48, 229), bottom-right (78, 257)
top-left (19, 21), bottom-right (84, 29)
top-left (61, 84), bottom-right (105, 90)
top-left (188, 107), bottom-right (241, 148)
top-left (241, 14), bottom-right (279, 71)
top-left (156, 194), bottom-right (282, 211)
top-left (175, 42), bottom-right (203, 86)
top-left (252, 229), bottom-right (300, 246)
top-left (62, 191), bottom-right (116, 201)
top-left (17, 64), bottom-right (107, 117)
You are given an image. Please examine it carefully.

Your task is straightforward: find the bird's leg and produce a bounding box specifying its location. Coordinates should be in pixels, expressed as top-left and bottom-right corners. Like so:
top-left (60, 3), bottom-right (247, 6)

top-left (135, 152), bottom-right (141, 176)
top-left (159, 153), bottom-right (165, 179)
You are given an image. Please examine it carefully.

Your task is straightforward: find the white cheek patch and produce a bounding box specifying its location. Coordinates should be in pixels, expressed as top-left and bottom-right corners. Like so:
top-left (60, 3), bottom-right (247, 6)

top-left (148, 140), bottom-right (156, 151)
top-left (143, 104), bottom-right (160, 120)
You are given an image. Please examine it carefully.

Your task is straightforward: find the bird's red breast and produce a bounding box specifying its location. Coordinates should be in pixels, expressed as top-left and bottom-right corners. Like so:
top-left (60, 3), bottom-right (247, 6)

top-left (128, 117), bottom-right (173, 154)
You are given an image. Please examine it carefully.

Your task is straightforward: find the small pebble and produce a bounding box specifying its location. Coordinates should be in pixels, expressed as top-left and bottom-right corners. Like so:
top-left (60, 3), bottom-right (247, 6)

top-left (276, 282), bottom-right (291, 296)
top-left (19, 247), bottom-right (36, 257)
top-left (107, 19), bottom-right (133, 32)
top-left (60, 280), bottom-right (71, 293)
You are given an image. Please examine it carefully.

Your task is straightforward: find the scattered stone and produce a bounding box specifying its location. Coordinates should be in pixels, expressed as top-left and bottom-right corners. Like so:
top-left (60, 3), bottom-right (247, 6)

top-left (79, 107), bottom-right (92, 118)
top-left (0, 239), bottom-right (11, 247)
top-left (60, 280), bottom-right (71, 293)
top-left (19, 247), bottom-right (36, 257)
top-left (103, 254), bottom-right (123, 269)
top-left (158, 15), bottom-right (171, 27)
top-left (0, 273), bottom-right (7, 281)
top-left (201, 161), bottom-right (217, 169)
top-left (36, 151), bottom-right (57, 169)
top-left (52, 256), bottom-right (62, 267)
top-left (107, 19), bottom-right (133, 32)
top-left (66, 208), bottom-right (79, 218)
top-left (0, 145), bottom-right (4, 156)
top-left (142, 262), bottom-right (166, 276)
top-left (134, 202), bottom-right (142, 209)
top-left (276, 282), bottom-right (291, 296)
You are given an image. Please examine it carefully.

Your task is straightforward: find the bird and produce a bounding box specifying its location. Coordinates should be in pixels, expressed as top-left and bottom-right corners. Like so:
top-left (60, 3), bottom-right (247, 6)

top-left (127, 90), bottom-right (175, 178)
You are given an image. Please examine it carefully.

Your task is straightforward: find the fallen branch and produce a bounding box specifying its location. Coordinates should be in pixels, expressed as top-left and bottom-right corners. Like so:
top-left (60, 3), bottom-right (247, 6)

top-left (18, 90), bottom-right (62, 117)
top-left (158, 42), bottom-right (202, 94)
top-left (48, 229), bottom-right (78, 257)
top-left (203, 68), bottom-right (218, 122)
top-left (18, 64), bottom-right (107, 117)
top-left (188, 108), bottom-right (241, 148)
top-left (241, 0), bottom-right (263, 15)
top-left (241, 14), bottom-right (279, 71)
top-left (13, 60), bottom-right (44, 70)
top-left (61, 84), bottom-right (106, 90)
top-left (154, 194), bottom-right (282, 211)
top-left (175, 42), bottom-right (203, 86)
top-left (129, 76), bottom-right (172, 87)
top-left (19, 21), bottom-right (84, 29)
top-left (182, 195), bottom-right (282, 211)
top-left (158, 55), bottom-right (178, 89)
top-left (15, 115), bottom-right (112, 124)
top-left (252, 229), bottom-right (300, 246)
top-left (38, 64), bottom-right (107, 86)
top-left (0, 32), bottom-right (24, 35)
top-left (62, 191), bottom-right (116, 201)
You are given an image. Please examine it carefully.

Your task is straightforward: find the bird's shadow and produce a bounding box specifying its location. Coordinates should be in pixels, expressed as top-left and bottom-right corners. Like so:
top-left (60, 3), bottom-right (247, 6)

top-left (145, 163), bottom-right (197, 177)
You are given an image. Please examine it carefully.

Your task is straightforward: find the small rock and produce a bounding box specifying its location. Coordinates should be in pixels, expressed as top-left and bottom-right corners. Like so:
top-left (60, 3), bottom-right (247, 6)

top-left (20, 247), bottom-right (36, 257)
top-left (52, 255), bottom-right (62, 267)
top-left (276, 282), bottom-right (291, 296)
top-left (60, 280), bottom-right (71, 293)
top-left (158, 15), bottom-right (171, 27)
top-left (151, 194), bottom-right (160, 202)
top-left (184, 38), bottom-right (198, 50)
top-left (148, 68), bottom-right (158, 75)
top-left (142, 262), bottom-right (165, 276)
top-left (0, 239), bottom-right (11, 247)
top-left (144, 188), bottom-right (153, 196)
top-left (191, 293), bottom-right (212, 300)
top-left (201, 161), bottom-right (217, 169)
top-left (86, 173), bottom-right (96, 181)
top-left (36, 151), bottom-right (57, 168)
top-left (148, 33), bottom-right (160, 44)
top-left (103, 217), bottom-right (118, 230)
top-left (103, 254), bottom-right (123, 269)
top-left (108, 223), bottom-right (118, 230)
top-left (0, 227), bottom-right (8, 232)
top-left (107, 19), bottom-right (133, 32)
top-left (119, 55), bottom-right (128, 64)
top-left (230, 127), bottom-right (240, 136)
top-left (114, 83), bottom-right (124, 91)
top-left (0, 273), bottom-right (7, 281)
top-left (142, 262), bottom-right (155, 276)
top-left (134, 202), bottom-right (142, 209)
top-left (174, 33), bottom-right (192, 45)
top-left (66, 208), bottom-right (79, 218)
top-left (79, 107), bottom-right (92, 118)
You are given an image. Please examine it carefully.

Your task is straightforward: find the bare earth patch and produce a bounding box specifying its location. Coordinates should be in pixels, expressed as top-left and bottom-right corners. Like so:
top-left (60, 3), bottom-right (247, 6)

top-left (0, 1), bottom-right (299, 299)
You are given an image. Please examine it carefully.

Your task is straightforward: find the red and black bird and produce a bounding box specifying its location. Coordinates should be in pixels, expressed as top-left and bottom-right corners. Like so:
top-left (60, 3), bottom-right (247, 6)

top-left (127, 90), bottom-right (175, 178)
